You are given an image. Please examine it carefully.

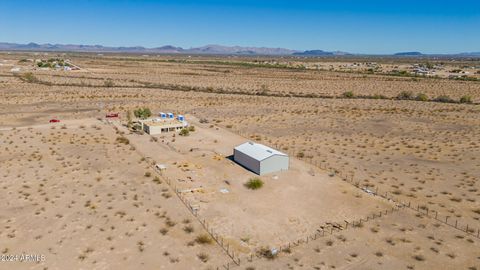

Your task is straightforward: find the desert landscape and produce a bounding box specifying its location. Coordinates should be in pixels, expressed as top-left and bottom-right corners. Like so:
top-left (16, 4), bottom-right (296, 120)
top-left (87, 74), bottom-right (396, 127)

top-left (1, 51), bottom-right (479, 270)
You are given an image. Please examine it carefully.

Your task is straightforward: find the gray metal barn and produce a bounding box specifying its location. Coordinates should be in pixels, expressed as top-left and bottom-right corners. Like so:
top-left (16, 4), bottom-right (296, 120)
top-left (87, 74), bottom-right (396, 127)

top-left (233, 142), bottom-right (289, 175)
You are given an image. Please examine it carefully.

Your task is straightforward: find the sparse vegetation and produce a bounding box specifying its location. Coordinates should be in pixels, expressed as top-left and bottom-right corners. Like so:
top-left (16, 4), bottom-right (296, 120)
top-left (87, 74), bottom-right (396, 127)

top-left (133, 107), bottom-right (152, 119)
top-left (179, 128), bottom-right (190, 136)
top-left (197, 252), bottom-right (209, 263)
top-left (397, 91), bottom-right (414, 100)
top-left (245, 177), bottom-right (264, 190)
top-left (257, 246), bottom-right (278, 260)
top-left (195, 234), bottom-right (213, 245)
top-left (342, 91), bottom-right (355, 98)
top-left (459, 95), bottom-right (472, 104)
top-left (116, 136), bottom-right (130, 144)
top-left (415, 93), bottom-right (428, 101)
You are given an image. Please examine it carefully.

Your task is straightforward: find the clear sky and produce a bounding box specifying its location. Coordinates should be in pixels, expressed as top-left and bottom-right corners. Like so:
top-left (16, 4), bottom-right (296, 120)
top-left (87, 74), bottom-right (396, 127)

top-left (0, 0), bottom-right (478, 54)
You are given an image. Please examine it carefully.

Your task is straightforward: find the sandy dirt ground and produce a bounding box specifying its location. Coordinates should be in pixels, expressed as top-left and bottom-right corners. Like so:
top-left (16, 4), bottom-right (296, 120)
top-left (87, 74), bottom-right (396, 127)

top-left (1, 52), bottom-right (479, 269)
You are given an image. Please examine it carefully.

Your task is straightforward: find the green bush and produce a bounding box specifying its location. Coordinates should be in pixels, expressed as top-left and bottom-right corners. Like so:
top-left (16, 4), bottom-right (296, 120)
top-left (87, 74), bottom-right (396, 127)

top-left (397, 91), bottom-right (414, 100)
top-left (179, 128), bottom-right (190, 136)
top-left (459, 95), bottom-right (472, 104)
top-left (434, 95), bottom-right (454, 103)
top-left (415, 93), bottom-right (428, 101)
top-left (245, 178), bottom-right (264, 190)
top-left (133, 108), bottom-right (152, 119)
top-left (342, 91), bottom-right (355, 98)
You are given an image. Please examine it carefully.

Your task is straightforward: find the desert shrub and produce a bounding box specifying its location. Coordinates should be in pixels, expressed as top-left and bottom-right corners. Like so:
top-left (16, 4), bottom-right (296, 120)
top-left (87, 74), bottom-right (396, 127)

top-left (133, 108), bottom-right (151, 119)
top-left (165, 218), bottom-right (176, 227)
top-left (21, 72), bottom-right (40, 83)
top-left (397, 91), bottom-right (414, 100)
top-left (415, 93), bottom-right (428, 101)
top-left (413, 254), bottom-right (425, 261)
top-left (372, 94), bottom-right (388, 99)
top-left (245, 178), bottom-right (264, 190)
top-left (183, 225), bottom-right (194, 233)
top-left (197, 252), bottom-right (209, 263)
top-left (115, 136), bottom-right (129, 144)
top-left (342, 91), bottom-right (355, 98)
top-left (104, 80), bottom-right (115, 87)
top-left (188, 126), bottom-right (195, 132)
top-left (459, 95), bottom-right (472, 104)
top-left (195, 234), bottom-right (213, 245)
top-left (257, 246), bottom-right (278, 259)
top-left (434, 95), bottom-right (454, 103)
top-left (296, 152), bottom-right (305, 158)
top-left (152, 176), bottom-right (161, 184)
top-left (179, 128), bottom-right (190, 136)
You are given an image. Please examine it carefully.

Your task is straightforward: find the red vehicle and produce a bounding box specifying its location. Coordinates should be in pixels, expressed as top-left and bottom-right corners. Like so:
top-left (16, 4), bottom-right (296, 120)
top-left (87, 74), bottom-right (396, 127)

top-left (106, 113), bottom-right (119, 118)
top-left (49, 119), bottom-right (60, 123)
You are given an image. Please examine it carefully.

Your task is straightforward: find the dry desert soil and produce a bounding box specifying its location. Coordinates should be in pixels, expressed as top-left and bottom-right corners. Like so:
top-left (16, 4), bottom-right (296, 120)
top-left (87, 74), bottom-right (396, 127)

top-left (0, 52), bottom-right (479, 270)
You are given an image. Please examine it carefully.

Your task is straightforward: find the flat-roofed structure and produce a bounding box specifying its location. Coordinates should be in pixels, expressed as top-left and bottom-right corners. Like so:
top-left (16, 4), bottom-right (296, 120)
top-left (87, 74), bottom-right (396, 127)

top-left (233, 142), bottom-right (289, 175)
top-left (140, 117), bottom-right (188, 135)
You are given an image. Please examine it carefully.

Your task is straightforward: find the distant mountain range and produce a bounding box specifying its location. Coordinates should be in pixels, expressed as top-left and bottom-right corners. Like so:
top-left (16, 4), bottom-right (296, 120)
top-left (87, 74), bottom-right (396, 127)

top-left (393, 51), bottom-right (423, 56)
top-left (293, 50), bottom-right (351, 56)
top-left (0, 42), bottom-right (478, 57)
top-left (0, 42), bottom-right (298, 55)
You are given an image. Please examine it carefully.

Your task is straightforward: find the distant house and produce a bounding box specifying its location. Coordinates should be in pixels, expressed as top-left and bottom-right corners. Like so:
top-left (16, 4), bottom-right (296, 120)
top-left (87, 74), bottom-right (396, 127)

top-left (233, 142), bottom-right (289, 175)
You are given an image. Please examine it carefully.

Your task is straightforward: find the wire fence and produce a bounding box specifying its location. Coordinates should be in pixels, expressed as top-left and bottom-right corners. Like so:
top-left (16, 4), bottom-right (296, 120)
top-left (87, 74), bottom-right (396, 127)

top-left (233, 129), bottom-right (480, 241)
top-left (105, 121), bottom-right (479, 270)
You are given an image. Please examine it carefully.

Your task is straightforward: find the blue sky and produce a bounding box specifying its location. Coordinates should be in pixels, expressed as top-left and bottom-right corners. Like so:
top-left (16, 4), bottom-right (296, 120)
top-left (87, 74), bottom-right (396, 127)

top-left (0, 0), bottom-right (478, 54)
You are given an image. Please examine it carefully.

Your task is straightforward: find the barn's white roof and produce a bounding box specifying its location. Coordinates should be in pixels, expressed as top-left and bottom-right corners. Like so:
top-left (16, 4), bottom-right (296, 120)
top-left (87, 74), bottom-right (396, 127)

top-left (234, 142), bottom-right (287, 161)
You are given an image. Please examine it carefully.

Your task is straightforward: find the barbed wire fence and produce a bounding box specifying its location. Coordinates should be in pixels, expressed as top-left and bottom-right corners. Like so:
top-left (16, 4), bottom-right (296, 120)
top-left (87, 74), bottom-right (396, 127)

top-left (106, 121), bottom-right (240, 268)
top-left (233, 129), bottom-right (480, 241)
top-left (105, 121), bottom-right (479, 270)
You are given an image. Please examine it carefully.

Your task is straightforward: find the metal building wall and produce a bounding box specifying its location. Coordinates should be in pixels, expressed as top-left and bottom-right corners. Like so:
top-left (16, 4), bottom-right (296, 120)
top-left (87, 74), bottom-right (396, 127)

top-left (233, 149), bottom-right (261, 174)
top-left (259, 155), bottom-right (289, 175)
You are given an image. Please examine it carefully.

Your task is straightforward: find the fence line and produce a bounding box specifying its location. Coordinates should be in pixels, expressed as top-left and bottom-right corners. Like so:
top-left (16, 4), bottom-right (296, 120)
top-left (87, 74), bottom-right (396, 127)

top-left (228, 204), bottom-right (406, 268)
top-left (107, 121), bottom-right (240, 268)
top-left (105, 121), bottom-right (478, 270)
top-left (233, 129), bottom-right (480, 242)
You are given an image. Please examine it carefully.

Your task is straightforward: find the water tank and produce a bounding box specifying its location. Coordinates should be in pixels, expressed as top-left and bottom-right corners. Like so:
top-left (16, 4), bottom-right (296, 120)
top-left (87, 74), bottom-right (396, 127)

top-left (159, 112), bottom-right (166, 118)
top-left (177, 115), bottom-right (185, 121)
top-left (167, 113), bottom-right (174, 119)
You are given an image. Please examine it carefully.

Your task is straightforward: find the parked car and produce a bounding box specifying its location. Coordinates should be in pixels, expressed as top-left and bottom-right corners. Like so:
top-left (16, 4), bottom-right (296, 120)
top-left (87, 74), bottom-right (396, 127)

top-left (49, 119), bottom-right (60, 123)
top-left (106, 113), bottom-right (119, 118)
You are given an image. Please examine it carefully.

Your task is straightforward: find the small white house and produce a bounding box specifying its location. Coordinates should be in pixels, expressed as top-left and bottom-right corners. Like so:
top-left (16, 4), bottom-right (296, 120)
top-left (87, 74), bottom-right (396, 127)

top-left (234, 142), bottom-right (289, 175)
